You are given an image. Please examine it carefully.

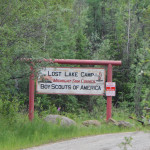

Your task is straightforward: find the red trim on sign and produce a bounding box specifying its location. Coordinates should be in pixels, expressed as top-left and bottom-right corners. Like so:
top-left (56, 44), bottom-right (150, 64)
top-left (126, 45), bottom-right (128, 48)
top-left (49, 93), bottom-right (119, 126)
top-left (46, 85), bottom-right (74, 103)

top-left (111, 87), bottom-right (115, 90)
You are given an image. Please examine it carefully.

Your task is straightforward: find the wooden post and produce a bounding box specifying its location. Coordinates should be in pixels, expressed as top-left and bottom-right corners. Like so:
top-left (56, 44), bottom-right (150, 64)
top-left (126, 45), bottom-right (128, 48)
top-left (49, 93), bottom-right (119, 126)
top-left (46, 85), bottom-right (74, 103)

top-left (106, 64), bottom-right (112, 120)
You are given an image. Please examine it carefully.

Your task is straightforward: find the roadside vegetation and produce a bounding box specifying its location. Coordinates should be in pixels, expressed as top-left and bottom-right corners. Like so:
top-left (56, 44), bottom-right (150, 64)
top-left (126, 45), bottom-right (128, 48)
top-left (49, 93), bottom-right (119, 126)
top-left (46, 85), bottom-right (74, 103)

top-left (0, 95), bottom-right (149, 150)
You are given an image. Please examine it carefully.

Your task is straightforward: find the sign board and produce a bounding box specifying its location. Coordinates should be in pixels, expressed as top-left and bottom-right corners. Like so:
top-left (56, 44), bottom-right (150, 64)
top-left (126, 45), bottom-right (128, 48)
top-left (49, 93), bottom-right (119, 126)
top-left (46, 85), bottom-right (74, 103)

top-left (36, 67), bottom-right (105, 95)
top-left (106, 82), bottom-right (116, 96)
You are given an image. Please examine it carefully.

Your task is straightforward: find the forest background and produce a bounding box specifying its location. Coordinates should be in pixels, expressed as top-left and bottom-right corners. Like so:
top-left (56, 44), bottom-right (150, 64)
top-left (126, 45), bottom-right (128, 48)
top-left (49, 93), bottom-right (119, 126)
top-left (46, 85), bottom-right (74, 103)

top-left (0, 0), bottom-right (150, 123)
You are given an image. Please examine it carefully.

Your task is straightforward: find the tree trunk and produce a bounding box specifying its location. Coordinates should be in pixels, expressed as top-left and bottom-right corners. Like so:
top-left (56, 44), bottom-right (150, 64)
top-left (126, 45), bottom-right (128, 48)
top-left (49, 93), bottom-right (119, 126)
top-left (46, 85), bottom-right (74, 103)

top-left (126, 0), bottom-right (131, 63)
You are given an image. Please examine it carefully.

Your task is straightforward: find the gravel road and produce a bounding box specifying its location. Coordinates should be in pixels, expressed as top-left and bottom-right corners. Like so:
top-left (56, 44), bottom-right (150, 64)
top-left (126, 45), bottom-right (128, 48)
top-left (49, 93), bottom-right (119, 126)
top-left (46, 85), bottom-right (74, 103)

top-left (24, 131), bottom-right (150, 150)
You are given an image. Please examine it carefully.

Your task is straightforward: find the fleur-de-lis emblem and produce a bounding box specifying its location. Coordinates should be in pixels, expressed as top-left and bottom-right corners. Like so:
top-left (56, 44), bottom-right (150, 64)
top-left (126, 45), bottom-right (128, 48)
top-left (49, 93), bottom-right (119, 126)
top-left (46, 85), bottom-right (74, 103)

top-left (96, 72), bottom-right (103, 82)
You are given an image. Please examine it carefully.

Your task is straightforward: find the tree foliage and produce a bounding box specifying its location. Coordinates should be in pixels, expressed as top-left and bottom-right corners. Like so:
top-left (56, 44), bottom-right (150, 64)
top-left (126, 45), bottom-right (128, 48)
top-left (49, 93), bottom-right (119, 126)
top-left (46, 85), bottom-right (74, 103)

top-left (0, 0), bottom-right (149, 117)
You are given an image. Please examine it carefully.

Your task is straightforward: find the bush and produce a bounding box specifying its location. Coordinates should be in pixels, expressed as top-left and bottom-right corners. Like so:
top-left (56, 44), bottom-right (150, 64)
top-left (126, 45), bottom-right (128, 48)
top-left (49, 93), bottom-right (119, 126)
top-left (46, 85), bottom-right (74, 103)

top-left (0, 94), bottom-right (20, 123)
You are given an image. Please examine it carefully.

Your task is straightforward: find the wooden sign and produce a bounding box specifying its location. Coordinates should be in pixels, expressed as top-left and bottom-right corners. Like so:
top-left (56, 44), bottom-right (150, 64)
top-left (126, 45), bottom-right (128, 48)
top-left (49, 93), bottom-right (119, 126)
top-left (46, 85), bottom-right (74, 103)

top-left (36, 67), bottom-right (105, 95)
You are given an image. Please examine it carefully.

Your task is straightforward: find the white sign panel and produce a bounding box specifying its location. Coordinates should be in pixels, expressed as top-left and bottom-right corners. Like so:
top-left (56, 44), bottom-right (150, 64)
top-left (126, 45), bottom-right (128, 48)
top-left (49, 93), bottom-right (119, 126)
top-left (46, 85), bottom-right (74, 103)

top-left (106, 82), bottom-right (116, 96)
top-left (36, 67), bottom-right (105, 95)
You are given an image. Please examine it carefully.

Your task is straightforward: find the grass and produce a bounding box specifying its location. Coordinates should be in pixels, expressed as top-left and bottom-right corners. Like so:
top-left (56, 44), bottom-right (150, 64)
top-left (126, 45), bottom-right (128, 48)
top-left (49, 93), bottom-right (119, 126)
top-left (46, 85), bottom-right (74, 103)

top-left (0, 111), bottom-right (149, 150)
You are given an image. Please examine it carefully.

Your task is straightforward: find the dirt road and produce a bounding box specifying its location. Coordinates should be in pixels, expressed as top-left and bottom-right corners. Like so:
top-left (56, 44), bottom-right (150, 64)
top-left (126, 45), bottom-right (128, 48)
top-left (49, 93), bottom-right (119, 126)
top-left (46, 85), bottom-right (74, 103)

top-left (25, 131), bottom-right (150, 150)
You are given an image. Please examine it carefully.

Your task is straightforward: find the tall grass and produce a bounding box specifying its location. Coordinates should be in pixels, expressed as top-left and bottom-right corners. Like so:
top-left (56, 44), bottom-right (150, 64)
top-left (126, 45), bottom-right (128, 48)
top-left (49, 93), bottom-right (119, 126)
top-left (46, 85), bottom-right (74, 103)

top-left (0, 97), bottom-right (148, 150)
top-left (0, 111), bottom-right (144, 150)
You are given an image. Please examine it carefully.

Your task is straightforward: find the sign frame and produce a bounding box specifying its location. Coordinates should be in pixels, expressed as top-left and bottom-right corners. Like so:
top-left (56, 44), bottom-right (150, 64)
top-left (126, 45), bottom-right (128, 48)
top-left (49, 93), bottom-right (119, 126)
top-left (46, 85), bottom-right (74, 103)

top-left (25, 58), bottom-right (122, 121)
